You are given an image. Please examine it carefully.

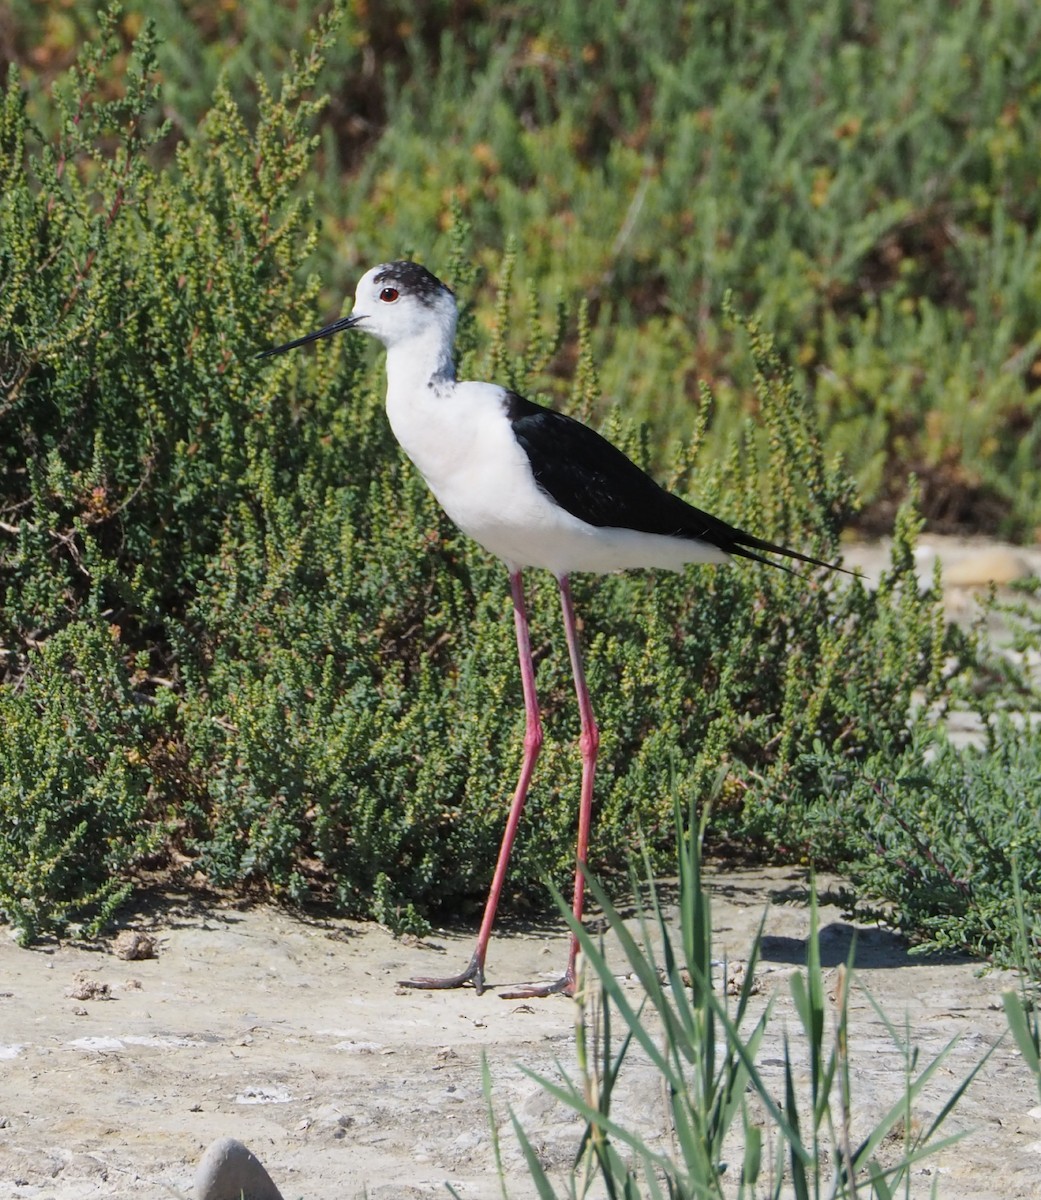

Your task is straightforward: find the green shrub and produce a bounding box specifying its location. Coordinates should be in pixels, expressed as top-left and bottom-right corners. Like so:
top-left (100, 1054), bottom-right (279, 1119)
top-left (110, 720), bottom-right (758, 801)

top-left (809, 582), bottom-right (1041, 966)
top-left (1, 5), bottom-right (1034, 967)
top-left (7, 0), bottom-right (1041, 534)
top-left (0, 620), bottom-right (165, 944)
top-left (0, 6), bottom-right (340, 934)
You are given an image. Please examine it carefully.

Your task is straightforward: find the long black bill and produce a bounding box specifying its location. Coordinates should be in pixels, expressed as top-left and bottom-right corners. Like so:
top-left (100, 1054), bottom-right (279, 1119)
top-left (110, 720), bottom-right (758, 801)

top-left (257, 313), bottom-right (363, 358)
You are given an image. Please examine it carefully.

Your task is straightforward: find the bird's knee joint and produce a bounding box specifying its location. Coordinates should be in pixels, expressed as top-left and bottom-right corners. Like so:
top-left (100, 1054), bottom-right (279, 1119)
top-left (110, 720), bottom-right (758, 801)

top-left (580, 727), bottom-right (599, 757)
top-left (525, 724), bottom-right (544, 755)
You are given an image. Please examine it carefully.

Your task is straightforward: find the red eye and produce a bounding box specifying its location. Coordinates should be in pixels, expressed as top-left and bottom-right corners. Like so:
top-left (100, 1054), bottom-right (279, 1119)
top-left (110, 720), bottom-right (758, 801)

top-left (379, 286), bottom-right (399, 302)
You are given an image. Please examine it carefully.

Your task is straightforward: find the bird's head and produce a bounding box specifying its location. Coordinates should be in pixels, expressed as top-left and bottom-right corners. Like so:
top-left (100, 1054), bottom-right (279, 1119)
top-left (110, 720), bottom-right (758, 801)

top-left (259, 261), bottom-right (457, 359)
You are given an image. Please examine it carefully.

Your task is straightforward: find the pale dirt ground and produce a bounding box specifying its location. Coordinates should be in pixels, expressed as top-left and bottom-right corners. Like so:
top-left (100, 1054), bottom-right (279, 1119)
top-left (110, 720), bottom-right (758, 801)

top-left (1, 872), bottom-right (1040, 1200)
top-left (2, 536), bottom-right (1040, 1200)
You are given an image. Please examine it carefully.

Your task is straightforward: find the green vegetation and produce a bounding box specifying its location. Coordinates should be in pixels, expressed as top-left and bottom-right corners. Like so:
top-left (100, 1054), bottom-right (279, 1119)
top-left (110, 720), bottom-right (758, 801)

top-left (490, 809), bottom-right (989, 1199)
top-left (1, 2), bottom-right (1039, 974)
top-left (7, 0), bottom-right (1041, 534)
top-left (1003, 862), bottom-right (1041, 1109)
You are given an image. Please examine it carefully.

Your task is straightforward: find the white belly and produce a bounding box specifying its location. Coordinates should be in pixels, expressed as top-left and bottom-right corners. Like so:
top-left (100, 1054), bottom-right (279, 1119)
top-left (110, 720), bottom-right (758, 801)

top-left (385, 379), bottom-right (730, 576)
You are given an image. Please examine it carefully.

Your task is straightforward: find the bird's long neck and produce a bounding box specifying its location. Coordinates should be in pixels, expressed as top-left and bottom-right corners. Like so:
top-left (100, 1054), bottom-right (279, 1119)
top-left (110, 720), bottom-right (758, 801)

top-left (381, 317), bottom-right (463, 486)
top-left (384, 324), bottom-right (457, 394)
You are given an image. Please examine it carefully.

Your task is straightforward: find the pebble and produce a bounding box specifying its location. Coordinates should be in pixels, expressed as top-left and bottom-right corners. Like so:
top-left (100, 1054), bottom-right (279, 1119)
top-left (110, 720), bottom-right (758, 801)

top-left (114, 930), bottom-right (157, 960)
top-left (193, 1137), bottom-right (284, 1200)
top-left (66, 974), bottom-right (111, 1001)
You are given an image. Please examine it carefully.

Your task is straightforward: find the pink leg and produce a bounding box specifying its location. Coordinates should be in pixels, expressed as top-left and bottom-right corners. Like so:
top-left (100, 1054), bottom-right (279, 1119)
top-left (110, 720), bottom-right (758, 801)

top-left (401, 570), bottom-right (542, 994)
top-left (500, 573), bottom-right (598, 999)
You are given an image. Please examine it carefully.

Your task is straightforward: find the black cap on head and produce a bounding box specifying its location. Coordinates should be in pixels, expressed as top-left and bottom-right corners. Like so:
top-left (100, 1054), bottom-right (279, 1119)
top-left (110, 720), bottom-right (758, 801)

top-left (373, 261), bottom-right (452, 305)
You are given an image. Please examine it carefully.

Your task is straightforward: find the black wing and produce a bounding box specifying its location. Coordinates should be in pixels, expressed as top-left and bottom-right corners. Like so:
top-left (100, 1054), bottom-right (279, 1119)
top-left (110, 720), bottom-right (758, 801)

top-left (503, 391), bottom-right (839, 572)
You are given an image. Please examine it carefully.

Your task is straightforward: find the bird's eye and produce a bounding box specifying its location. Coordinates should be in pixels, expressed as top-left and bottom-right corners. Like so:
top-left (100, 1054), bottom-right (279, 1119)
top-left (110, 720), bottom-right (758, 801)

top-left (379, 286), bottom-right (400, 303)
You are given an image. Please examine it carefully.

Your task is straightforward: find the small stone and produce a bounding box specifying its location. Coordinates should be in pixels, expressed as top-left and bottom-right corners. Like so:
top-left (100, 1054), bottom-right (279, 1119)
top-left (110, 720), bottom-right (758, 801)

top-left (193, 1137), bottom-right (285, 1200)
top-left (67, 975), bottom-right (110, 1001)
top-left (114, 931), bottom-right (157, 960)
top-left (309, 1105), bottom-right (353, 1139)
top-left (234, 1084), bottom-right (292, 1105)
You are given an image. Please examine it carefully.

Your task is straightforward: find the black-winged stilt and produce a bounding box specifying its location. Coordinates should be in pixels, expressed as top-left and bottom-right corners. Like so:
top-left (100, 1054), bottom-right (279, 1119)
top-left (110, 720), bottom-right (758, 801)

top-left (260, 260), bottom-right (842, 997)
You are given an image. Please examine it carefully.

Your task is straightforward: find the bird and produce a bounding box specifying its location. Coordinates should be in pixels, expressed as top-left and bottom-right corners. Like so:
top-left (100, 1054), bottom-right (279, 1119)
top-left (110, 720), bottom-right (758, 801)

top-left (259, 259), bottom-right (843, 998)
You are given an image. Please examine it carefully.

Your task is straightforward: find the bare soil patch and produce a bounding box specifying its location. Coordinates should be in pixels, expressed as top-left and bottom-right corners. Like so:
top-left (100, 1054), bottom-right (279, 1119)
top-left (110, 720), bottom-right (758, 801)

top-left (1, 865), bottom-right (1038, 1199)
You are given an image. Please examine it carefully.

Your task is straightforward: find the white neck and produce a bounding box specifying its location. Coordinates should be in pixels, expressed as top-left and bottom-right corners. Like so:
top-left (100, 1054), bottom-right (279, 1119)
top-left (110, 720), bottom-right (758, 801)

top-left (384, 326), bottom-right (457, 395)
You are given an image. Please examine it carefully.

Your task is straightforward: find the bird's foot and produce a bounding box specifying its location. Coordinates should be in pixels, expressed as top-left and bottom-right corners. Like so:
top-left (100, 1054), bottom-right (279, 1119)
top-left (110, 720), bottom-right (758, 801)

top-left (399, 951), bottom-right (486, 995)
top-left (498, 970), bottom-right (575, 1000)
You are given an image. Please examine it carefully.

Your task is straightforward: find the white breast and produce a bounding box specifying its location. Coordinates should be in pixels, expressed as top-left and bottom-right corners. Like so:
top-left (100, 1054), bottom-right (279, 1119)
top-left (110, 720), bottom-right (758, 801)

top-left (384, 376), bottom-right (730, 576)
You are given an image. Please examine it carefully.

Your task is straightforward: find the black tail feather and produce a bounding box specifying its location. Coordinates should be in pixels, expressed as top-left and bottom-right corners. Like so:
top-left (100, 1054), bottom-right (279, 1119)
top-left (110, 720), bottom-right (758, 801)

top-left (724, 526), bottom-right (856, 577)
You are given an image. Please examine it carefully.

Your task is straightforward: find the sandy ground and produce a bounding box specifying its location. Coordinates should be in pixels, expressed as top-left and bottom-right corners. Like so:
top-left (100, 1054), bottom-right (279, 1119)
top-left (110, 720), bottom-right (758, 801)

top-left (1, 867), bottom-right (1040, 1200)
top-left (2, 534), bottom-right (1040, 1199)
